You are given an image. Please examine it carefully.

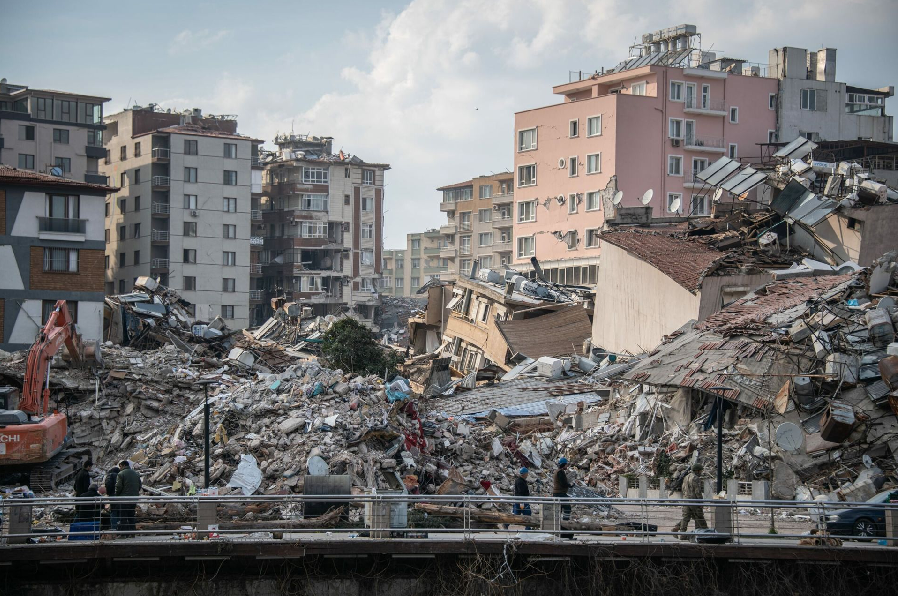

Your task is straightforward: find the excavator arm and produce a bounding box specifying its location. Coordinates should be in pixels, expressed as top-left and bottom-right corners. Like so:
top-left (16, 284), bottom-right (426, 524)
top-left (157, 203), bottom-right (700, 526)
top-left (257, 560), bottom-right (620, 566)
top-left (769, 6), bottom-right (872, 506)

top-left (20, 300), bottom-right (84, 417)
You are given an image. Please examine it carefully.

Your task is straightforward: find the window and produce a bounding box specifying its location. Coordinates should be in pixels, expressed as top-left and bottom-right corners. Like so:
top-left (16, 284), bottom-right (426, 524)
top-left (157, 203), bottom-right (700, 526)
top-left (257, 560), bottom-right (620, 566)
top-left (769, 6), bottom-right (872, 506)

top-left (395, 277), bottom-right (404, 288)
top-left (459, 212), bottom-right (471, 230)
top-left (344, 194), bottom-right (350, 206)
top-left (411, 258), bottom-right (420, 269)
top-left (19, 125), bottom-right (35, 141)
top-left (667, 192), bottom-right (683, 213)
top-left (185, 167), bottom-right (197, 183)
top-left (479, 256), bottom-right (492, 269)
top-left (729, 106), bottom-right (739, 123)
top-left (670, 81), bottom-right (684, 101)
top-left (728, 144), bottom-right (738, 159)
top-left (132, 223), bottom-right (140, 238)
top-left (120, 145), bottom-right (127, 161)
top-left (133, 250), bottom-right (140, 265)
top-left (184, 222), bottom-right (197, 237)
top-left (585, 228), bottom-right (600, 248)
top-left (518, 164), bottom-right (536, 187)
top-left (479, 232), bottom-right (493, 246)
top-left (87, 130), bottom-right (103, 147)
top-left (586, 191), bottom-right (601, 211)
top-left (223, 224), bottom-right (237, 239)
top-left (43, 247), bottom-right (79, 272)
top-left (184, 276), bottom-right (196, 291)
top-left (411, 238), bottom-right (421, 250)
top-left (690, 194), bottom-right (709, 216)
top-left (396, 257), bottom-right (404, 269)
top-left (344, 167), bottom-right (350, 179)
top-left (517, 236), bottom-right (535, 258)
top-left (410, 276), bottom-right (420, 288)
top-left (460, 259), bottom-right (472, 274)
top-left (460, 236), bottom-right (472, 254)
top-left (586, 153), bottom-right (601, 174)
top-left (54, 157), bottom-right (72, 173)
top-left (118, 279), bottom-right (125, 294)
top-left (301, 194), bottom-right (328, 211)
top-left (134, 142), bottom-right (141, 158)
top-left (184, 140), bottom-right (198, 155)
top-left (768, 130), bottom-right (778, 143)
top-left (300, 222), bottom-right (326, 238)
top-left (223, 143), bottom-right (237, 158)
top-left (362, 169), bottom-right (375, 185)
top-left (478, 208), bottom-right (491, 223)
top-left (84, 102), bottom-right (101, 124)
top-left (631, 81), bottom-right (646, 95)
top-left (701, 84), bottom-right (710, 109)
top-left (361, 249), bottom-right (374, 265)
top-left (587, 115), bottom-right (602, 137)
top-left (223, 251), bottom-right (236, 266)
top-left (382, 276), bottom-right (392, 287)
top-left (222, 278), bottom-right (236, 292)
top-left (36, 98), bottom-right (51, 119)
top-left (443, 187), bottom-right (472, 202)
top-left (479, 184), bottom-right (493, 199)
top-left (362, 196), bottom-right (374, 211)
top-left (134, 196), bottom-right (141, 211)
top-left (53, 129), bottom-right (69, 144)
top-left (105, 203), bottom-right (110, 218)
top-left (518, 128), bottom-right (537, 151)
top-left (569, 156), bottom-right (578, 177)
top-left (517, 200), bottom-right (536, 223)
top-left (132, 168), bottom-right (140, 184)
top-left (668, 155), bottom-right (683, 176)
top-left (183, 249), bottom-right (196, 263)
top-left (58, 100), bottom-right (75, 122)
top-left (221, 305), bottom-right (235, 319)
top-left (303, 167), bottom-right (328, 184)
top-left (800, 89), bottom-right (817, 111)
top-left (184, 194), bottom-right (197, 209)
top-left (223, 170), bottom-right (237, 185)
top-left (769, 93), bottom-right (777, 110)
top-left (566, 230), bottom-right (578, 250)
top-left (119, 252), bottom-right (126, 267)
top-left (118, 225), bottom-right (125, 240)
top-left (46, 194), bottom-right (80, 220)
top-left (669, 118), bottom-right (683, 139)
top-left (362, 223), bottom-right (374, 239)
top-left (118, 198), bottom-right (126, 213)
top-left (568, 193), bottom-right (578, 214)
top-left (120, 173), bottom-right (126, 187)
top-left (18, 154), bottom-right (34, 169)
top-left (223, 197), bottom-right (237, 212)
top-left (105, 255), bottom-right (109, 269)
top-left (569, 119), bottom-right (579, 138)
top-left (43, 300), bottom-right (77, 324)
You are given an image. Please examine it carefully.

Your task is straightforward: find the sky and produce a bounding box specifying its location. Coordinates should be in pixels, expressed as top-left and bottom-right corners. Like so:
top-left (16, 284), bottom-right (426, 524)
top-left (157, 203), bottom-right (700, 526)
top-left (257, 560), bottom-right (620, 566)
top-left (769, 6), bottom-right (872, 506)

top-left (3, 0), bottom-right (897, 246)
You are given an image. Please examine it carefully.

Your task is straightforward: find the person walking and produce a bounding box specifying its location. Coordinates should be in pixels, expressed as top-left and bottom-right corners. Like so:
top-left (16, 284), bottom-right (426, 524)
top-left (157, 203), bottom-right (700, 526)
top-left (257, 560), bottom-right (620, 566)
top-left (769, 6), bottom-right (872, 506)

top-left (675, 462), bottom-right (708, 540)
top-left (73, 461), bottom-right (93, 497)
top-left (553, 457), bottom-right (574, 539)
top-left (104, 464), bottom-right (121, 531)
top-left (114, 460), bottom-right (142, 537)
top-left (513, 467), bottom-right (532, 522)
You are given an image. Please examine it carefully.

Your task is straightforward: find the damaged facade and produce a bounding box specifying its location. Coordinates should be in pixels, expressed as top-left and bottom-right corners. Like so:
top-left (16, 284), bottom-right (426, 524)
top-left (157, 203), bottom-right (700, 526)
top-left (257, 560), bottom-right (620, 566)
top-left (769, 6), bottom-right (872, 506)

top-left (256, 134), bottom-right (389, 330)
top-left (381, 229), bottom-right (447, 297)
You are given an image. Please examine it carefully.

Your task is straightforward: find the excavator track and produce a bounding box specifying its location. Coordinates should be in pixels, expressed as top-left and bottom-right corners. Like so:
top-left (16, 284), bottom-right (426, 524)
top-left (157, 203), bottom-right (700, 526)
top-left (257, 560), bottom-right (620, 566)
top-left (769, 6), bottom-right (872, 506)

top-left (28, 448), bottom-right (93, 492)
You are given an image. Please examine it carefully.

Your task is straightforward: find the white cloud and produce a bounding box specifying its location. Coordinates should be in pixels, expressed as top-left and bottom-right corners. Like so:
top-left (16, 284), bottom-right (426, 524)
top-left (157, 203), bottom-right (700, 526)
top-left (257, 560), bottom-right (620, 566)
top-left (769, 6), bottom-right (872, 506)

top-left (168, 29), bottom-right (230, 55)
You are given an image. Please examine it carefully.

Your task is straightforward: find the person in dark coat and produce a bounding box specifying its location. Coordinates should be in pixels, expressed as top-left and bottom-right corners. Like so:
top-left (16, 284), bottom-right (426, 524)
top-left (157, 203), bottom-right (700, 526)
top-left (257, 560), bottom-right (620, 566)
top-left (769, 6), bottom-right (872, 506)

top-left (73, 461), bottom-right (93, 497)
top-left (114, 460), bottom-right (142, 536)
top-left (104, 465), bottom-right (121, 530)
top-left (553, 457), bottom-right (574, 539)
top-left (513, 467), bottom-right (532, 517)
top-left (74, 484), bottom-right (103, 524)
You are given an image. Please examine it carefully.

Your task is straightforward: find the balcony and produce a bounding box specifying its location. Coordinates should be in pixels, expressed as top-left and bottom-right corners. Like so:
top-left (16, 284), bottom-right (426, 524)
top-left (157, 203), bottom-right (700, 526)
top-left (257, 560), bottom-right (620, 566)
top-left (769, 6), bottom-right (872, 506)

top-left (492, 216), bottom-right (513, 228)
top-left (37, 217), bottom-right (87, 241)
top-left (251, 156), bottom-right (262, 168)
top-left (152, 147), bottom-right (170, 161)
top-left (250, 263), bottom-right (262, 275)
top-left (683, 171), bottom-right (705, 188)
top-left (440, 245), bottom-right (457, 259)
top-left (684, 97), bottom-right (727, 116)
top-left (439, 222), bottom-right (457, 235)
top-left (459, 245), bottom-right (472, 256)
top-left (85, 145), bottom-right (106, 159)
top-left (458, 222), bottom-right (472, 232)
top-left (151, 202), bottom-right (170, 216)
top-left (423, 247), bottom-right (441, 255)
top-left (493, 240), bottom-right (513, 253)
top-left (84, 171), bottom-right (108, 185)
top-left (151, 258), bottom-right (170, 270)
top-left (251, 209), bottom-right (262, 221)
top-left (684, 135), bottom-right (726, 153)
top-left (439, 201), bottom-right (456, 213)
top-left (152, 176), bottom-right (170, 188)
top-left (492, 191), bottom-right (514, 205)
top-left (151, 229), bottom-right (170, 243)
top-left (249, 290), bottom-right (264, 301)
top-left (250, 236), bottom-right (264, 247)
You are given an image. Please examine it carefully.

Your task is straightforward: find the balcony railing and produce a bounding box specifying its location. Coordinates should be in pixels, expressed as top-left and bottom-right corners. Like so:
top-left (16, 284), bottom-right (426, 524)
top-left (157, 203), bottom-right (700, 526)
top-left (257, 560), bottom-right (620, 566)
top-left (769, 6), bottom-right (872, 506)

top-left (492, 216), bottom-right (513, 227)
top-left (251, 156), bottom-right (262, 167)
top-left (251, 210), bottom-right (262, 221)
top-left (152, 147), bottom-right (170, 160)
top-left (249, 290), bottom-right (263, 300)
top-left (249, 263), bottom-right (262, 274)
top-left (684, 135), bottom-right (725, 149)
top-left (684, 97), bottom-right (727, 112)
top-left (459, 222), bottom-right (472, 231)
top-left (151, 202), bottom-right (170, 215)
top-left (250, 236), bottom-right (264, 246)
top-left (151, 229), bottom-right (170, 241)
top-left (152, 176), bottom-right (170, 187)
top-left (37, 217), bottom-right (86, 234)
top-left (151, 258), bottom-right (170, 269)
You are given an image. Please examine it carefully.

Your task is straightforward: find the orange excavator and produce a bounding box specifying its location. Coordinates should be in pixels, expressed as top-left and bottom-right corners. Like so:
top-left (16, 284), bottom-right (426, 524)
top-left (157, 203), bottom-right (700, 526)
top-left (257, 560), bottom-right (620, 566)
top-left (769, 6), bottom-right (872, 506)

top-left (0, 300), bottom-right (98, 491)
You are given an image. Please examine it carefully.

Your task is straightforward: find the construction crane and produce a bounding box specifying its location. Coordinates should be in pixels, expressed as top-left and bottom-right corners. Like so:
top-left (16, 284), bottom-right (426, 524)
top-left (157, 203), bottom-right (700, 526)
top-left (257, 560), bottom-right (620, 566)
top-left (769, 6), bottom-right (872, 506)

top-left (0, 300), bottom-right (98, 491)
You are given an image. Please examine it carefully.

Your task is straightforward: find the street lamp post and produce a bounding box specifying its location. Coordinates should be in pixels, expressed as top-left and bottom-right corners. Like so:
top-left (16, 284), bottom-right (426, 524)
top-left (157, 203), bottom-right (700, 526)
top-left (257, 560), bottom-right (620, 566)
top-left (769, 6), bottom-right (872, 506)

top-left (196, 380), bottom-right (216, 489)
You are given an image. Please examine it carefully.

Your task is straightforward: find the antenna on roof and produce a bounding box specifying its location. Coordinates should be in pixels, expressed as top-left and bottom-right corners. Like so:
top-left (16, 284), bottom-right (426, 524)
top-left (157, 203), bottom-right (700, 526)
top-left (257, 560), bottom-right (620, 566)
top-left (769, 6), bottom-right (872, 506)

top-left (612, 190), bottom-right (623, 205)
top-left (640, 189), bottom-right (654, 205)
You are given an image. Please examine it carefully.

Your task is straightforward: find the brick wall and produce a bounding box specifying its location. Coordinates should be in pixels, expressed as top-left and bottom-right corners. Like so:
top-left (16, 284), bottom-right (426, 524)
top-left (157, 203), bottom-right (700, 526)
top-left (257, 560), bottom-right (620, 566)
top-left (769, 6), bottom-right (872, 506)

top-left (30, 247), bottom-right (105, 292)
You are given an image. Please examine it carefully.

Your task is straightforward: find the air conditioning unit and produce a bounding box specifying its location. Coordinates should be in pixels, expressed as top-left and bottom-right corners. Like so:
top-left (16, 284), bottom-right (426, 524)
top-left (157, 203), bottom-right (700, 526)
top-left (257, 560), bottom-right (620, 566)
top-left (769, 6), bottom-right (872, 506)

top-left (190, 210), bottom-right (198, 217)
top-left (671, 138), bottom-right (681, 147)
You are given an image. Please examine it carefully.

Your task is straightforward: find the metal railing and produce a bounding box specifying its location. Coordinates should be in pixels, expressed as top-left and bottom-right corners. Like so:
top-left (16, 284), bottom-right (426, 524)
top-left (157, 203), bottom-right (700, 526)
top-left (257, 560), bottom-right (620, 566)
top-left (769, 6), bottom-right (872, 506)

top-left (152, 147), bottom-right (170, 159)
top-left (249, 290), bottom-right (263, 300)
top-left (151, 202), bottom-right (170, 215)
top-left (151, 229), bottom-right (170, 241)
top-left (250, 236), bottom-right (264, 246)
top-left (684, 135), bottom-right (725, 149)
top-left (150, 258), bottom-right (169, 269)
top-left (685, 97), bottom-right (727, 112)
top-left (2, 493), bottom-right (896, 546)
top-left (251, 209), bottom-right (262, 220)
top-left (249, 263), bottom-right (262, 274)
top-left (37, 217), bottom-right (86, 234)
top-left (152, 175), bottom-right (170, 187)
top-left (251, 156), bottom-right (262, 167)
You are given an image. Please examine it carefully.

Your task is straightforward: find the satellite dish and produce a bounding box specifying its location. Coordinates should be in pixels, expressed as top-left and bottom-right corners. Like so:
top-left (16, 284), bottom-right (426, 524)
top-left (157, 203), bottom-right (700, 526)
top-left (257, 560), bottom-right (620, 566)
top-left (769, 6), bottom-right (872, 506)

top-left (612, 191), bottom-right (623, 205)
top-left (669, 197), bottom-right (681, 212)
top-left (49, 166), bottom-right (63, 177)
top-left (558, 158), bottom-right (566, 169)
top-left (640, 189), bottom-right (653, 205)
top-left (775, 422), bottom-right (803, 452)
top-left (713, 188), bottom-right (724, 202)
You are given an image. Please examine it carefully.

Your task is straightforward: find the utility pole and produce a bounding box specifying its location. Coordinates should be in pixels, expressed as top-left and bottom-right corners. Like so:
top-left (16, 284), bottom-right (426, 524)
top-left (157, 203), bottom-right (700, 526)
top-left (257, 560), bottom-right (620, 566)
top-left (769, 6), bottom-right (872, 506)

top-left (196, 380), bottom-right (216, 489)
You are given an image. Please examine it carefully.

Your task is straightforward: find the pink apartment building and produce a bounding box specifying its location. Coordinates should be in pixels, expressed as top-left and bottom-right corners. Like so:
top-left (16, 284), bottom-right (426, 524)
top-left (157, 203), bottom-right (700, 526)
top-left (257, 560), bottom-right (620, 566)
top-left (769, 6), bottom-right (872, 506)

top-left (512, 27), bottom-right (777, 283)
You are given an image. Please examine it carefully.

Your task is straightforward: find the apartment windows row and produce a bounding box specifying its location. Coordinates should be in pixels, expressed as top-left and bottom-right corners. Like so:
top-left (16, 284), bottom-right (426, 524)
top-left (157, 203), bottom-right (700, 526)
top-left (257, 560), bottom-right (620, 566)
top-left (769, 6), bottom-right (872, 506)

top-left (180, 222), bottom-right (238, 239)
top-left (179, 250), bottom-right (238, 266)
top-left (29, 97), bottom-right (101, 123)
top-left (112, 250), bottom-right (142, 268)
top-left (442, 187), bottom-right (472, 203)
top-left (15, 153), bottom-right (72, 174)
top-left (567, 115), bottom-right (603, 140)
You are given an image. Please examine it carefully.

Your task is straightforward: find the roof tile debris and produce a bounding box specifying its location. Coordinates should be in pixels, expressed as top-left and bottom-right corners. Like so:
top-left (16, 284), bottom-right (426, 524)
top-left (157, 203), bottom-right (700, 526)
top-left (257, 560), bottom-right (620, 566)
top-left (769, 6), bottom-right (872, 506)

top-left (496, 305), bottom-right (592, 360)
top-left (0, 166), bottom-right (117, 192)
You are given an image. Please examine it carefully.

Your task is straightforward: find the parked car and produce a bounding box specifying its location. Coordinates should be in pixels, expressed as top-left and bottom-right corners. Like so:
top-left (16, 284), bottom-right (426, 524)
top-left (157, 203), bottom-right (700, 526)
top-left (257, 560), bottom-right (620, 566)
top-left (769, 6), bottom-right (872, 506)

top-left (824, 489), bottom-right (898, 538)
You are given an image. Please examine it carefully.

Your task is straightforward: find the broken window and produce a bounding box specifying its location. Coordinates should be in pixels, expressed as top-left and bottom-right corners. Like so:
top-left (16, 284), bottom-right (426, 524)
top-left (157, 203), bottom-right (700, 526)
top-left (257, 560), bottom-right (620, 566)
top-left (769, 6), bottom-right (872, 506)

top-left (361, 249), bottom-right (374, 265)
top-left (566, 230), bottom-right (578, 250)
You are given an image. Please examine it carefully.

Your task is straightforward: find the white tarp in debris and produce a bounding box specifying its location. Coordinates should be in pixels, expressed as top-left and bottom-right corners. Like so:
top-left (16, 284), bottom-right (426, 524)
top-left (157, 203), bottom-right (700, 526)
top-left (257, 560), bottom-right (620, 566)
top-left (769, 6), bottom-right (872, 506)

top-left (227, 453), bottom-right (262, 495)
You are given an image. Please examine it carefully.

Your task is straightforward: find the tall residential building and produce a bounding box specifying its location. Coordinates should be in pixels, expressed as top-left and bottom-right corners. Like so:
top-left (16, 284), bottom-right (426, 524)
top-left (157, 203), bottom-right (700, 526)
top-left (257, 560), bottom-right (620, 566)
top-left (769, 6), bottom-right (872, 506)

top-left (0, 166), bottom-right (114, 351)
top-left (381, 230), bottom-right (448, 296)
top-left (0, 78), bottom-right (110, 184)
top-left (101, 106), bottom-right (263, 329)
top-left (257, 134), bottom-right (389, 329)
top-left (769, 47), bottom-right (893, 144)
top-left (437, 173), bottom-right (514, 277)
top-left (512, 25), bottom-right (777, 283)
